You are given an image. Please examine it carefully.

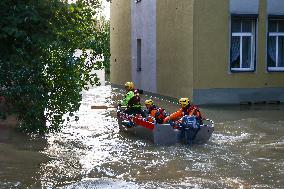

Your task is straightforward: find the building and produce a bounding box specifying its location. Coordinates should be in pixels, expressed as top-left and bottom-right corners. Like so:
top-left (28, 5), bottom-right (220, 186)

top-left (110, 0), bottom-right (284, 104)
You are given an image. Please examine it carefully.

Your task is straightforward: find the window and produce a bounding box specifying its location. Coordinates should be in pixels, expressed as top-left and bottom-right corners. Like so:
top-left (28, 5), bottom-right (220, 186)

top-left (230, 17), bottom-right (256, 72)
top-left (267, 18), bottom-right (284, 71)
top-left (137, 39), bottom-right (141, 72)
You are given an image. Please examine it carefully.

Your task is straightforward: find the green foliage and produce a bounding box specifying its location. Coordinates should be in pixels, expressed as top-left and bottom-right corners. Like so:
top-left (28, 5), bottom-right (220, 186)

top-left (99, 19), bottom-right (110, 73)
top-left (0, 0), bottom-right (108, 133)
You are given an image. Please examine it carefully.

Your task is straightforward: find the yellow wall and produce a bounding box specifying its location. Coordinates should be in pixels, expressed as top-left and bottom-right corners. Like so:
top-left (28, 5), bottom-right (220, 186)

top-left (156, 0), bottom-right (194, 99)
top-left (110, 0), bottom-right (132, 85)
top-left (193, 0), bottom-right (284, 89)
top-left (193, 0), bottom-right (229, 89)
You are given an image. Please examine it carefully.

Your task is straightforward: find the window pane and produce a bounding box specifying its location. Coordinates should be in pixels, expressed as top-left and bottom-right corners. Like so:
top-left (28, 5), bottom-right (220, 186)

top-left (232, 19), bottom-right (241, 32)
top-left (231, 36), bottom-right (240, 68)
top-left (278, 20), bottom-right (284, 32)
top-left (242, 20), bottom-right (252, 32)
top-left (269, 20), bottom-right (277, 32)
top-left (242, 36), bottom-right (252, 68)
top-left (278, 36), bottom-right (284, 67)
top-left (268, 36), bottom-right (276, 67)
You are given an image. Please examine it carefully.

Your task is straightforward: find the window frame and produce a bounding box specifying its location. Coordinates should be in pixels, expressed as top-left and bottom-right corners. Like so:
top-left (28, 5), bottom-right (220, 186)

top-left (230, 15), bottom-right (257, 73)
top-left (136, 38), bottom-right (142, 72)
top-left (267, 15), bottom-right (284, 72)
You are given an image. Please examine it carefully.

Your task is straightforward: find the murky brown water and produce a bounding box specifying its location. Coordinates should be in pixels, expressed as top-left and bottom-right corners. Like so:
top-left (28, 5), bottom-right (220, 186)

top-left (0, 84), bottom-right (283, 188)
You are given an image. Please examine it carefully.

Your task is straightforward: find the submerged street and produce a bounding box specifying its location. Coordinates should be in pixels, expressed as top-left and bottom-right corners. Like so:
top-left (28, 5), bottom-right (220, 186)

top-left (0, 84), bottom-right (284, 188)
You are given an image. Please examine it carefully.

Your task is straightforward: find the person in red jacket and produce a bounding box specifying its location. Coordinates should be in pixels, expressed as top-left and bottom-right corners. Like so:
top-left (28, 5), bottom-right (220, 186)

top-left (144, 99), bottom-right (167, 124)
top-left (163, 98), bottom-right (203, 124)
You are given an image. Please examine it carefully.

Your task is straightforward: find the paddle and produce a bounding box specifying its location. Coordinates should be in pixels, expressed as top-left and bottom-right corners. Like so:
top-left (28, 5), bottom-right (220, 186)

top-left (91, 105), bottom-right (146, 109)
top-left (91, 105), bottom-right (119, 109)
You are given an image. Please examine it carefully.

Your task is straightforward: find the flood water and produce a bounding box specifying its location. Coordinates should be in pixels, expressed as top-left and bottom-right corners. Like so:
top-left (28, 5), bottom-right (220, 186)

top-left (0, 84), bottom-right (283, 189)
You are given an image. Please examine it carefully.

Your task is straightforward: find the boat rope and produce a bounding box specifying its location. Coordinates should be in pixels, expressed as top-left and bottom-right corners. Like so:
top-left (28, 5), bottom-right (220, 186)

top-left (144, 94), bottom-right (179, 105)
top-left (116, 88), bottom-right (179, 105)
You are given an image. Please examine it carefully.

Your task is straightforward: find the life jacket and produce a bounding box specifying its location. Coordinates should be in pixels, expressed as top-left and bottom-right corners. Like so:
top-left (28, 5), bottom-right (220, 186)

top-left (121, 88), bottom-right (142, 108)
top-left (121, 90), bottom-right (134, 106)
top-left (146, 105), bottom-right (157, 123)
top-left (165, 104), bottom-right (202, 122)
top-left (147, 105), bottom-right (167, 124)
top-left (154, 108), bottom-right (167, 124)
top-left (181, 104), bottom-right (191, 115)
top-left (127, 89), bottom-right (141, 108)
top-left (182, 105), bottom-right (203, 124)
top-left (188, 105), bottom-right (202, 120)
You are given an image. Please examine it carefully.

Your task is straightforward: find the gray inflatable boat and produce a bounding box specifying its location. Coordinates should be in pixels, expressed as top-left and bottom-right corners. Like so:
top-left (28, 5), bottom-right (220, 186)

top-left (117, 108), bottom-right (214, 145)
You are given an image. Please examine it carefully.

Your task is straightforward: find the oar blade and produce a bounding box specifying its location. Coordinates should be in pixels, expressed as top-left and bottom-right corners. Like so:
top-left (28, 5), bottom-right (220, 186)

top-left (91, 105), bottom-right (111, 109)
top-left (91, 105), bottom-right (128, 109)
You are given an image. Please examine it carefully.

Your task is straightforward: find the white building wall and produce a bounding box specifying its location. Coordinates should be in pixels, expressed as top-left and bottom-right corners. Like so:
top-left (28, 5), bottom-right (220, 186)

top-left (131, 0), bottom-right (156, 93)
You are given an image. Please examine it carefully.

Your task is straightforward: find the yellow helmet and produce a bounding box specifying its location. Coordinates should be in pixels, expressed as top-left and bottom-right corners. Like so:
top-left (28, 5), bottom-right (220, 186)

top-left (145, 99), bottom-right (154, 106)
top-left (179, 98), bottom-right (189, 108)
top-left (124, 82), bottom-right (134, 90)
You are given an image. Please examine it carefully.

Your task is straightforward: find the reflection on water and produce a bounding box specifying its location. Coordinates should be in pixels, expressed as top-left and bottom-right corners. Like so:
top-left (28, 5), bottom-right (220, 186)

top-left (0, 127), bottom-right (49, 188)
top-left (0, 85), bottom-right (283, 188)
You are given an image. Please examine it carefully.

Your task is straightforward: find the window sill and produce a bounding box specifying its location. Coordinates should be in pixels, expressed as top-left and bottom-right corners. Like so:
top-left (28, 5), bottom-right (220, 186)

top-left (267, 67), bottom-right (284, 72)
top-left (231, 68), bottom-right (255, 72)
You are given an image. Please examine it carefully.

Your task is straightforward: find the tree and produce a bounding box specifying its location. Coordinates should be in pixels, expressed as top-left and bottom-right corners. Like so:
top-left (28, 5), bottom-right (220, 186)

top-left (0, 0), bottom-right (107, 133)
top-left (98, 18), bottom-right (110, 74)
